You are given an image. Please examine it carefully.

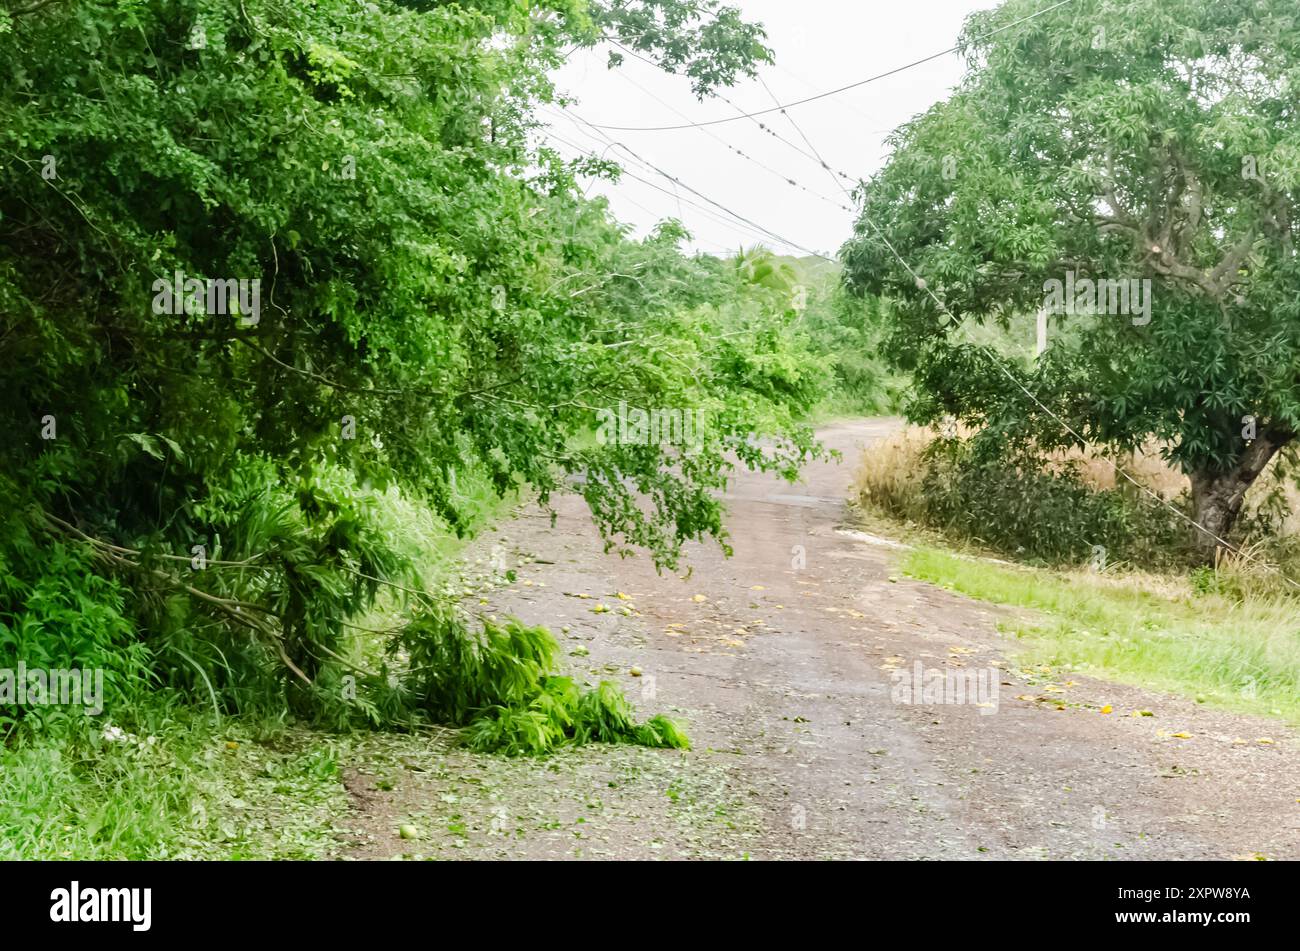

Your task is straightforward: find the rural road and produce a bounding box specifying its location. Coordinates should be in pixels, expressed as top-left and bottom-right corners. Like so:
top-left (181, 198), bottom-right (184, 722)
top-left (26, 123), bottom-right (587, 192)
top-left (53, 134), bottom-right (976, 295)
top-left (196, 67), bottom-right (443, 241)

top-left (345, 418), bottom-right (1298, 860)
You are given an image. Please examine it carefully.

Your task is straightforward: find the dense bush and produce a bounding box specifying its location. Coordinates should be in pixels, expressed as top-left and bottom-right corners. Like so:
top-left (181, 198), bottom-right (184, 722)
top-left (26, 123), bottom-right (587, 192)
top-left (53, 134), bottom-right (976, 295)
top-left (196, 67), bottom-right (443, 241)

top-left (858, 431), bottom-right (1192, 569)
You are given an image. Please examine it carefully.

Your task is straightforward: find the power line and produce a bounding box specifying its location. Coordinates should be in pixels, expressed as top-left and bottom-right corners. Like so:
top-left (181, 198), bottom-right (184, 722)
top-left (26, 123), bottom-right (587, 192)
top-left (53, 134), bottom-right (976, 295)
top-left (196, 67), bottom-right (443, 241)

top-left (757, 73), bottom-right (853, 203)
top-left (587, 0), bottom-right (1076, 131)
top-left (604, 39), bottom-right (865, 189)
top-left (542, 118), bottom-right (792, 246)
top-left (604, 59), bottom-right (852, 213)
top-left (549, 114), bottom-right (836, 262)
top-left (543, 123), bottom-right (817, 255)
top-left (568, 113), bottom-right (836, 261)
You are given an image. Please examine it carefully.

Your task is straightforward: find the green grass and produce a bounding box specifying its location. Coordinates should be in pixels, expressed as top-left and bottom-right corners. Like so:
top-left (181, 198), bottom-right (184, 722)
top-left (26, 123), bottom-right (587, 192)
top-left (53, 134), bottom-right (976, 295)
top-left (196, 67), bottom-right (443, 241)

top-left (0, 713), bottom-right (350, 859)
top-left (903, 547), bottom-right (1300, 724)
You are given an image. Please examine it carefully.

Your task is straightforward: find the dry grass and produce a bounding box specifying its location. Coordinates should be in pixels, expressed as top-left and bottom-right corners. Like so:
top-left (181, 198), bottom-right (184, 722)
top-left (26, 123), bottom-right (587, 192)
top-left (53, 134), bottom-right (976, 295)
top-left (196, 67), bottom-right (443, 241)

top-left (854, 423), bottom-right (1300, 589)
top-left (1046, 443), bottom-right (1187, 499)
top-left (851, 425), bottom-right (935, 522)
top-left (853, 425), bottom-right (1186, 511)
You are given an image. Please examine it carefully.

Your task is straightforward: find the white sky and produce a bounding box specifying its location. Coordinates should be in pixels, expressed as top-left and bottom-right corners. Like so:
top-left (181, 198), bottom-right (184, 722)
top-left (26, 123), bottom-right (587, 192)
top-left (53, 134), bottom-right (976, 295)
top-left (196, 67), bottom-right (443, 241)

top-left (546, 1), bottom-right (999, 257)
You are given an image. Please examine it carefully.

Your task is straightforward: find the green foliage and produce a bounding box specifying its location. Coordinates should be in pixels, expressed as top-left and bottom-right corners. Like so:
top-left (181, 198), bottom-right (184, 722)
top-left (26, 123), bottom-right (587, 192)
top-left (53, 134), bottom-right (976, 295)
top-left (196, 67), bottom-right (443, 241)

top-left (864, 436), bottom-right (1189, 568)
top-left (733, 249), bottom-right (901, 416)
top-left (591, 0), bottom-right (773, 97)
top-left (0, 533), bottom-right (149, 733)
top-left (842, 0), bottom-right (1300, 549)
top-left (925, 442), bottom-right (1188, 567)
top-left (402, 613), bottom-right (689, 755)
top-left (0, 0), bottom-right (811, 730)
top-left (798, 274), bottom-right (903, 416)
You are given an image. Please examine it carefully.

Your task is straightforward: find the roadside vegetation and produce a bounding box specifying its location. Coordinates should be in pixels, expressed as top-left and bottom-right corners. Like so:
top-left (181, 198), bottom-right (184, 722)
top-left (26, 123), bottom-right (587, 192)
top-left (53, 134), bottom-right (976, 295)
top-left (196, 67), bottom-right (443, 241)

top-left (0, 0), bottom-right (824, 858)
top-left (842, 0), bottom-right (1300, 727)
top-left (853, 417), bottom-right (1300, 726)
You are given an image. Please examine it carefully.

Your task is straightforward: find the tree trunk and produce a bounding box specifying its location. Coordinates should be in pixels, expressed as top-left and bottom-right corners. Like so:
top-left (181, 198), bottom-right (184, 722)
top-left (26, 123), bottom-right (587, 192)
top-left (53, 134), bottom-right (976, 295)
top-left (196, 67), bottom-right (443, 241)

top-left (1188, 428), bottom-right (1290, 566)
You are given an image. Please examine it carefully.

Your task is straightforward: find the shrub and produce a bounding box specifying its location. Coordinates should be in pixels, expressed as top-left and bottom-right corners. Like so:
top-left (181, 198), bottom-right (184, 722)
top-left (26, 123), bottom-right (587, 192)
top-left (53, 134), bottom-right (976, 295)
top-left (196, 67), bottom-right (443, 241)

top-left (856, 428), bottom-right (1192, 568)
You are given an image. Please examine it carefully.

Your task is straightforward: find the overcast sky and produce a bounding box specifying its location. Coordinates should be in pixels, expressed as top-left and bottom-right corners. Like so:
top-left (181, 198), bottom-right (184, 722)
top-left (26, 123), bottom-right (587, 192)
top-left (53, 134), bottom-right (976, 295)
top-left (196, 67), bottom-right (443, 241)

top-left (545, 1), bottom-right (1000, 258)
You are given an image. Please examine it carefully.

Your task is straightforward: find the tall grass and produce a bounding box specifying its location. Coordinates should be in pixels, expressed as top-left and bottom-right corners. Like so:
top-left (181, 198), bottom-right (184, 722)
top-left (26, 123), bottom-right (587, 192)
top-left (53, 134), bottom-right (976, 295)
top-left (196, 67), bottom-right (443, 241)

top-left (0, 712), bottom-right (348, 859)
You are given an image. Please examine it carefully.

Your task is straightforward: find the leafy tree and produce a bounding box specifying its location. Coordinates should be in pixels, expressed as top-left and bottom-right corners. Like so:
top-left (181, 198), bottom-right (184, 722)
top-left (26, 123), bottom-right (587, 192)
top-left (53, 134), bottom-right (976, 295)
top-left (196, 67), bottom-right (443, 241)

top-left (842, 0), bottom-right (1300, 563)
top-left (0, 0), bottom-right (816, 724)
top-left (588, 0), bottom-right (772, 97)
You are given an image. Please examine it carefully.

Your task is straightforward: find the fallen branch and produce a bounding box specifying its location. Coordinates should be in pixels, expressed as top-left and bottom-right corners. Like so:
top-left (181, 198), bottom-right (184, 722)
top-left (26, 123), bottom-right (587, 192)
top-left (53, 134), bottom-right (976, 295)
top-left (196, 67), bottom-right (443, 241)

top-left (41, 512), bottom-right (311, 685)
